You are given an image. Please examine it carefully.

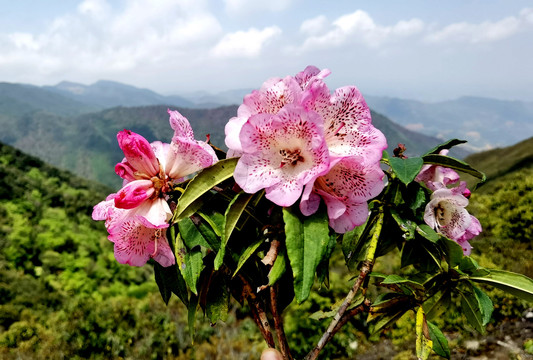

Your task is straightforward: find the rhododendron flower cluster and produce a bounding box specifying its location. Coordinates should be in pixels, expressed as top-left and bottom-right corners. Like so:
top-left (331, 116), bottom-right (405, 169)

top-left (93, 110), bottom-right (218, 267)
top-left (417, 152), bottom-right (481, 255)
top-left (225, 66), bottom-right (387, 233)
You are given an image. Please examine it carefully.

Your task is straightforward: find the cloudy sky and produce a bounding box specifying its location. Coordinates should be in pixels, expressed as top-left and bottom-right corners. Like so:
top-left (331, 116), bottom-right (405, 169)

top-left (1, 0), bottom-right (532, 101)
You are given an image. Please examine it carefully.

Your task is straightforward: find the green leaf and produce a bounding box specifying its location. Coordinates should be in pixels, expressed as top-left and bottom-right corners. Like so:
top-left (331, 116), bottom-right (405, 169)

top-left (473, 286), bottom-right (493, 326)
top-left (153, 262), bottom-right (189, 306)
top-left (459, 256), bottom-right (480, 274)
top-left (424, 139), bottom-right (468, 156)
top-left (342, 217), bottom-right (370, 271)
top-left (417, 224), bottom-right (439, 243)
top-left (369, 305), bottom-right (410, 334)
top-left (188, 294), bottom-right (199, 342)
top-left (206, 273), bottom-right (229, 325)
top-left (154, 262), bottom-right (172, 305)
top-left (192, 215), bottom-right (221, 252)
top-left (389, 157), bottom-right (424, 185)
top-left (233, 237), bottom-right (263, 278)
top-left (316, 234), bottom-right (338, 287)
top-left (215, 192), bottom-right (254, 270)
top-left (460, 289), bottom-right (485, 334)
top-left (178, 218), bottom-right (211, 249)
top-left (469, 269), bottom-right (533, 302)
top-left (427, 321), bottom-right (450, 359)
top-left (268, 248), bottom-right (287, 286)
top-left (422, 154), bottom-right (486, 183)
top-left (416, 307), bottom-right (433, 360)
top-left (381, 274), bottom-right (424, 289)
top-left (284, 207), bottom-right (330, 303)
top-left (424, 289), bottom-right (451, 321)
top-left (175, 234), bottom-right (204, 295)
top-left (389, 209), bottom-right (416, 241)
top-left (440, 237), bottom-right (464, 268)
top-left (173, 158), bottom-right (238, 222)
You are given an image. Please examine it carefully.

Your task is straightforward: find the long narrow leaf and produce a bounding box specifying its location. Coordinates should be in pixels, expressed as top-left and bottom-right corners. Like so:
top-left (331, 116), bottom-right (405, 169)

top-left (422, 154), bottom-right (486, 182)
top-left (215, 192), bottom-right (254, 270)
top-left (173, 158), bottom-right (238, 222)
top-left (469, 269), bottom-right (533, 302)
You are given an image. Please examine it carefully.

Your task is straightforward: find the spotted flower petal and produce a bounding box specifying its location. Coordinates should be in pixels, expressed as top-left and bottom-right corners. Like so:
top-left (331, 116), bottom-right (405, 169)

top-left (234, 104), bottom-right (329, 207)
top-left (416, 150), bottom-right (460, 191)
top-left (306, 84), bottom-right (387, 163)
top-left (300, 156), bottom-right (385, 233)
top-left (225, 75), bottom-right (303, 153)
top-left (424, 188), bottom-right (471, 241)
top-left (108, 216), bottom-right (174, 267)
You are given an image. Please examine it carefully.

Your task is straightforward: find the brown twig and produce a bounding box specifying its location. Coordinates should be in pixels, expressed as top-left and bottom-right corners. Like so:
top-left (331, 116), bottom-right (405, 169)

top-left (331, 298), bottom-right (372, 335)
top-left (304, 210), bottom-right (384, 360)
top-left (270, 283), bottom-right (293, 360)
top-left (262, 238), bottom-right (281, 266)
top-left (305, 261), bottom-right (374, 360)
top-left (238, 274), bottom-right (275, 348)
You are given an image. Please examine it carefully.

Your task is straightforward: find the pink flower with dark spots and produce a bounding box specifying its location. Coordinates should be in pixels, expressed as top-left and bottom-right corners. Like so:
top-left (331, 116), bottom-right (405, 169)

top-left (424, 187), bottom-right (481, 254)
top-left (304, 82), bottom-right (387, 163)
top-left (416, 149), bottom-right (460, 191)
top-left (225, 75), bottom-right (304, 155)
top-left (300, 156), bottom-right (385, 233)
top-left (92, 195), bottom-right (174, 267)
top-left (233, 104), bottom-right (330, 207)
top-left (93, 110), bottom-right (217, 267)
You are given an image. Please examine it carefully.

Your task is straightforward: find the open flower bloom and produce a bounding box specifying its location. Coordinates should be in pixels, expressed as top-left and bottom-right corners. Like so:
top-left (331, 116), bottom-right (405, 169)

top-left (94, 110), bottom-right (217, 266)
top-left (300, 156), bottom-right (385, 233)
top-left (416, 150), bottom-right (460, 191)
top-left (92, 195), bottom-right (174, 267)
top-left (424, 187), bottom-right (481, 254)
top-left (114, 114), bottom-right (217, 228)
top-left (225, 75), bottom-right (304, 156)
top-left (233, 104), bottom-right (330, 207)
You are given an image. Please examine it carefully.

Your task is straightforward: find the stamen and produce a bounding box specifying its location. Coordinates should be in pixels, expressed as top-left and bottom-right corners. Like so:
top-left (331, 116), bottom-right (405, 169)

top-left (152, 229), bottom-right (161, 256)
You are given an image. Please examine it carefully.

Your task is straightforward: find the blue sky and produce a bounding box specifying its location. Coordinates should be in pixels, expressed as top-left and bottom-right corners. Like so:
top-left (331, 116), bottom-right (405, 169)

top-left (1, 0), bottom-right (532, 101)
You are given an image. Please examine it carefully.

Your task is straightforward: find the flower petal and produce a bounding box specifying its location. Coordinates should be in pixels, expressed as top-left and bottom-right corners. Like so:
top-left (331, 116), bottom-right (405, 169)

top-left (114, 180), bottom-right (154, 209)
top-left (234, 105), bottom-right (330, 206)
top-left (165, 140), bottom-right (217, 182)
top-left (133, 197), bottom-right (172, 228)
top-left (168, 109), bottom-right (195, 141)
top-left (117, 130), bottom-right (159, 177)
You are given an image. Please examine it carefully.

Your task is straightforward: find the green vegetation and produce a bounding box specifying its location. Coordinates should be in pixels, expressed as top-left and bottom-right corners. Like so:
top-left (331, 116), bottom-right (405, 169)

top-left (1, 134), bottom-right (531, 359)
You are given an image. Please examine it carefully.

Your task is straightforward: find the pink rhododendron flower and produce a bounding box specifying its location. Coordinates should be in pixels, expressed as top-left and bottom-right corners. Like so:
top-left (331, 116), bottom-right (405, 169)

top-left (300, 156), bottom-right (385, 233)
top-left (416, 149), bottom-right (460, 191)
top-left (423, 187), bottom-right (481, 255)
top-left (92, 195), bottom-right (174, 267)
top-left (227, 66), bottom-right (386, 232)
top-left (303, 81), bottom-right (387, 163)
top-left (233, 104), bottom-right (330, 207)
top-left (94, 110), bottom-right (217, 267)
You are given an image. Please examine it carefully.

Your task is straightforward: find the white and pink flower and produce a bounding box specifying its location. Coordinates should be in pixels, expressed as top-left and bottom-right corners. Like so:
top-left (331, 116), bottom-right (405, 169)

top-left (93, 110), bottom-right (217, 267)
top-left (226, 66), bottom-right (387, 232)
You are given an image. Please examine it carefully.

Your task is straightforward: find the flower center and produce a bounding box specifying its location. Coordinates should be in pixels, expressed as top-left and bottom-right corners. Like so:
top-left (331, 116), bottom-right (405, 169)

top-left (279, 149), bottom-right (304, 168)
top-left (150, 163), bottom-right (169, 197)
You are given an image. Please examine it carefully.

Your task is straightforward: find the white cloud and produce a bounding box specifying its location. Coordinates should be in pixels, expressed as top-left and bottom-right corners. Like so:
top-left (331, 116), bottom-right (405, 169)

top-left (0, 0), bottom-right (223, 80)
top-left (211, 26), bottom-right (282, 58)
top-left (426, 8), bottom-right (533, 43)
top-left (224, 0), bottom-right (293, 16)
top-left (299, 10), bottom-right (424, 50)
top-left (300, 15), bottom-right (328, 35)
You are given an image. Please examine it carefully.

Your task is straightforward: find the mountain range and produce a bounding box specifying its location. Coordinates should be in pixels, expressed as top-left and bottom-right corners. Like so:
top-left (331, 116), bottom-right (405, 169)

top-left (0, 79), bottom-right (498, 189)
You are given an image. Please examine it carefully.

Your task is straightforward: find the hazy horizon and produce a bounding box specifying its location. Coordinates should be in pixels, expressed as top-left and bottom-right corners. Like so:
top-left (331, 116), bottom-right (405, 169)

top-left (1, 1), bottom-right (532, 102)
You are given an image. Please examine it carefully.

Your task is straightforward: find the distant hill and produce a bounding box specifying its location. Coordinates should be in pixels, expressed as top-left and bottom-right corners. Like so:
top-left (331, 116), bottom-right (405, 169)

top-left (365, 95), bottom-right (533, 152)
top-left (465, 137), bottom-right (533, 278)
top-left (44, 80), bottom-right (195, 109)
top-left (464, 136), bottom-right (533, 187)
top-left (0, 82), bottom-right (99, 116)
top-left (0, 80), bottom-right (468, 188)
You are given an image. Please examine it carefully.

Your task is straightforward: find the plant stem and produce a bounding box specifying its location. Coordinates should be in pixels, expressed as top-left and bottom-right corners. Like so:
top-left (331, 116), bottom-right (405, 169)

top-left (304, 210), bottom-right (385, 360)
top-left (238, 274), bottom-right (275, 348)
top-left (270, 283), bottom-right (293, 360)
